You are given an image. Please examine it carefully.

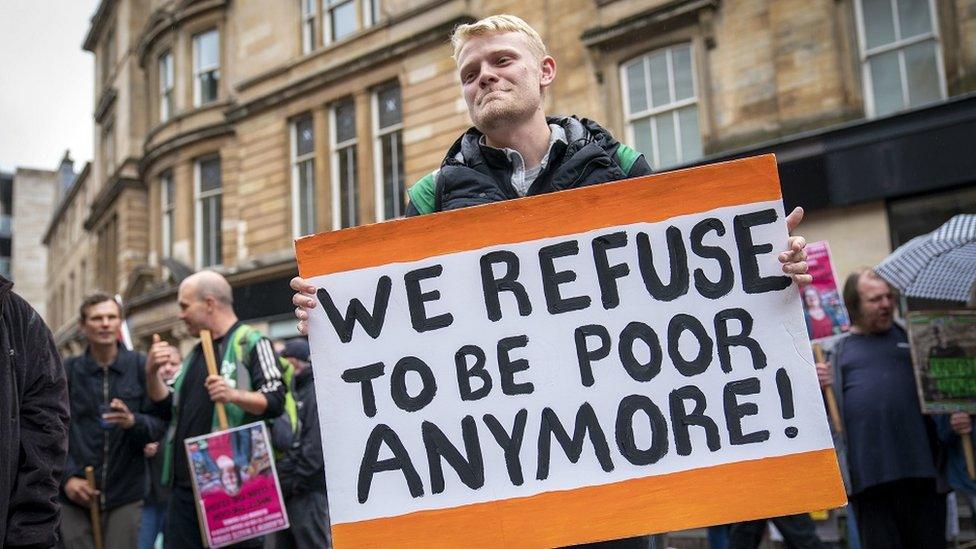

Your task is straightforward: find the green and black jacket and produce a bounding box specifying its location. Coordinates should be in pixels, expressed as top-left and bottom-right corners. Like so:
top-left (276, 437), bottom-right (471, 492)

top-left (407, 116), bottom-right (651, 216)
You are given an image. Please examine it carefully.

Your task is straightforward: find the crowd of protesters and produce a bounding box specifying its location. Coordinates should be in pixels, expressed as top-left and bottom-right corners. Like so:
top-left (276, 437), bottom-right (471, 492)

top-left (15, 270), bottom-right (330, 549)
top-left (0, 12), bottom-right (973, 549)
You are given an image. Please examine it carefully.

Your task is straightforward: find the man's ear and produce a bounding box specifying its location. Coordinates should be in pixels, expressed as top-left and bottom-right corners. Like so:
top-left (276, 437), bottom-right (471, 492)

top-left (539, 55), bottom-right (556, 88)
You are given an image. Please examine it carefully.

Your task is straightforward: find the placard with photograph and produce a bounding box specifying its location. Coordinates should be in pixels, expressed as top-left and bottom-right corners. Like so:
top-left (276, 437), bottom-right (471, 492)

top-left (184, 421), bottom-right (289, 547)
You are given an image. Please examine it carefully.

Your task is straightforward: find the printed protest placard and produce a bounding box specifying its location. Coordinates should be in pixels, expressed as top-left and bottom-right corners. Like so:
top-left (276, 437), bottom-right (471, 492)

top-left (801, 242), bottom-right (850, 341)
top-left (296, 154), bottom-right (846, 548)
top-left (185, 422), bottom-right (289, 547)
top-left (907, 311), bottom-right (976, 414)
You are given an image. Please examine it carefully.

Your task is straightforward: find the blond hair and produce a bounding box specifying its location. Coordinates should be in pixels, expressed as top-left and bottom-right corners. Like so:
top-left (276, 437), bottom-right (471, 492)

top-left (451, 14), bottom-right (548, 61)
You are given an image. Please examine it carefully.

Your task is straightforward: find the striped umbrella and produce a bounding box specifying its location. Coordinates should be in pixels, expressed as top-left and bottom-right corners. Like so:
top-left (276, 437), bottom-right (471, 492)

top-left (875, 214), bottom-right (976, 303)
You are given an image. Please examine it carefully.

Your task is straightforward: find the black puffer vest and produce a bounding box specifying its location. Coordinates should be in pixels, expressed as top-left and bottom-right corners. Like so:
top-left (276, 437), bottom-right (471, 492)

top-left (434, 116), bottom-right (635, 212)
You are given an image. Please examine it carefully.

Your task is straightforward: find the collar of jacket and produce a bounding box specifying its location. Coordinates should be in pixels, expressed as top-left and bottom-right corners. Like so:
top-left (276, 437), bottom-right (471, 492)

top-left (82, 342), bottom-right (130, 374)
top-left (443, 115), bottom-right (605, 170)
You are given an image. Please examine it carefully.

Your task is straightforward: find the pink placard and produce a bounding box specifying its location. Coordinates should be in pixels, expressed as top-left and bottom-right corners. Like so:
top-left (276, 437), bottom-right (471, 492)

top-left (801, 241), bottom-right (850, 341)
top-left (185, 422), bottom-right (289, 547)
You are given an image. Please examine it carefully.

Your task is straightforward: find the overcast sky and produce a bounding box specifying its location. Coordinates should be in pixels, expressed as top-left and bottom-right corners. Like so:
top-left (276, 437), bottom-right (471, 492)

top-left (0, 0), bottom-right (99, 173)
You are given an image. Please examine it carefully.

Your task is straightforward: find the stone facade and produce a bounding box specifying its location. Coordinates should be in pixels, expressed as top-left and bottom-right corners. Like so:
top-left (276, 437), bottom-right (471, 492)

top-left (43, 163), bottom-right (95, 355)
top-left (10, 168), bottom-right (59, 319)
top-left (63, 0), bottom-right (975, 346)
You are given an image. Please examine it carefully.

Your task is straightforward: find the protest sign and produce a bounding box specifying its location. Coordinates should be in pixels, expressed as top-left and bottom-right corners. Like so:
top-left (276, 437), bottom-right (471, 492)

top-left (907, 311), bottom-right (976, 414)
top-left (296, 154), bottom-right (846, 547)
top-left (184, 422), bottom-right (289, 547)
top-left (801, 242), bottom-right (849, 341)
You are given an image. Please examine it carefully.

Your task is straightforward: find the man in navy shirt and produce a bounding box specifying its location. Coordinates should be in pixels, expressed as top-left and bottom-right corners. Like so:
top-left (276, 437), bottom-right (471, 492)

top-left (817, 269), bottom-right (944, 549)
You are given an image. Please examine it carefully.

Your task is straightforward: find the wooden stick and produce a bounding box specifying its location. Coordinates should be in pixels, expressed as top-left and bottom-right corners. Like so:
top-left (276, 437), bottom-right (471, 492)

top-left (964, 436), bottom-right (976, 480)
top-left (813, 344), bottom-right (843, 434)
top-left (200, 329), bottom-right (228, 431)
top-left (84, 466), bottom-right (104, 549)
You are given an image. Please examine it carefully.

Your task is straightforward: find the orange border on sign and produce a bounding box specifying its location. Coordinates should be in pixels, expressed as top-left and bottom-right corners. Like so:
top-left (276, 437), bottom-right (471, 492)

top-left (332, 448), bottom-right (845, 548)
top-left (296, 155), bottom-right (783, 278)
top-left (296, 154), bottom-right (848, 546)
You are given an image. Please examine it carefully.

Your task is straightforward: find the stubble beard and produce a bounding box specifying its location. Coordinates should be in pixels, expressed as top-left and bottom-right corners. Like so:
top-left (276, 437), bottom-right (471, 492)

top-left (471, 92), bottom-right (537, 134)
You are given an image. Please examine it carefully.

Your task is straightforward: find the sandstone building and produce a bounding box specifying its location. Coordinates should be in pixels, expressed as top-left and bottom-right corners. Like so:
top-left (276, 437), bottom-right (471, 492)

top-left (59, 0), bottom-right (976, 348)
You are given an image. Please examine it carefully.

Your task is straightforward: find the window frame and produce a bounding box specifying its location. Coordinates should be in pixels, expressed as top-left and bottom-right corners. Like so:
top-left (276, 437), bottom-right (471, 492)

top-left (330, 98), bottom-right (359, 230)
top-left (160, 170), bottom-right (174, 259)
top-left (101, 28), bottom-right (116, 86)
top-left (291, 114), bottom-right (317, 237)
top-left (362, 0), bottom-right (379, 27)
top-left (853, 0), bottom-right (946, 118)
top-left (620, 42), bottom-right (702, 170)
top-left (192, 29), bottom-right (221, 107)
top-left (301, 0), bottom-right (318, 54)
top-left (102, 118), bottom-right (116, 177)
top-left (194, 156), bottom-right (223, 268)
top-left (371, 83), bottom-right (405, 221)
top-left (158, 50), bottom-right (174, 122)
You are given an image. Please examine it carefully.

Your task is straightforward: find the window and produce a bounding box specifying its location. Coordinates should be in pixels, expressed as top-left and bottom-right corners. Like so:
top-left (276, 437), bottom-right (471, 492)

top-left (161, 171), bottom-right (174, 259)
top-left (373, 83), bottom-right (404, 220)
top-left (855, 0), bottom-right (945, 117)
top-left (301, 0), bottom-right (318, 53)
top-left (159, 51), bottom-right (174, 122)
top-left (101, 29), bottom-right (116, 85)
top-left (363, 0), bottom-right (380, 27)
top-left (323, 0), bottom-right (357, 43)
top-left (98, 215), bottom-right (118, 292)
top-left (193, 29), bottom-right (220, 106)
top-left (195, 157), bottom-right (222, 267)
top-left (291, 115), bottom-right (317, 236)
top-left (331, 98), bottom-right (358, 229)
top-left (621, 43), bottom-right (702, 170)
top-left (102, 119), bottom-right (116, 176)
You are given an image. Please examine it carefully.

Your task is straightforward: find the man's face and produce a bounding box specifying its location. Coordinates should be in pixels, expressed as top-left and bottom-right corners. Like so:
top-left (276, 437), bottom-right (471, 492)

top-left (80, 300), bottom-right (122, 347)
top-left (158, 346), bottom-right (182, 381)
top-left (220, 465), bottom-right (240, 496)
top-left (856, 275), bottom-right (894, 333)
top-left (457, 32), bottom-right (553, 132)
top-left (178, 282), bottom-right (209, 337)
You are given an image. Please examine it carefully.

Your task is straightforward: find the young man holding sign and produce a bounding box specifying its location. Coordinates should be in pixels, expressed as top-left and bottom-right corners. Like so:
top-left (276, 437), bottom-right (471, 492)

top-left (290, 14), bottom-right (815, 548)
top-left (147, 271), bottom-right (286, 548)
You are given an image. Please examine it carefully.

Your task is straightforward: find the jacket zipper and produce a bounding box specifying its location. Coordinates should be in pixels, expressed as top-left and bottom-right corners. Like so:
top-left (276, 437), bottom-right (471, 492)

top-left (8, 350), bottom-right (17, 419)
top-left (101, 368), bottom-right (108, 510)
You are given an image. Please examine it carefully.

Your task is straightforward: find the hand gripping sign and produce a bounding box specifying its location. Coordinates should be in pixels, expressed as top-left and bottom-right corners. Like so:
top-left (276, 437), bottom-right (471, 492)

top-left (296, 154), bottom-right (846, 547)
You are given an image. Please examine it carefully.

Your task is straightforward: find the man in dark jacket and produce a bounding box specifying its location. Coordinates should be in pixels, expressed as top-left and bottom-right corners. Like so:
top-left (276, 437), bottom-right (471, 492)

top-left (0, 275), bottom-right (70, 548)
top-left (273, 338), bottom-right (330, 548)
top-left (60, 293), bottom-right (165, 549)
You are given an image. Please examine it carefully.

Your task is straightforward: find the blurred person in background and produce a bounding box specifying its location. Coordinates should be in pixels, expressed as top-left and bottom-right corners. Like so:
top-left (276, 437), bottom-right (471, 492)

top-left (61, 293), bottom-right (165, 549)
top-left (816, 269), bottom-right (945, 548)
top-left (139, 344), bottom-right (182, 549)
top-left (273, 338), bottom-right (330, 549)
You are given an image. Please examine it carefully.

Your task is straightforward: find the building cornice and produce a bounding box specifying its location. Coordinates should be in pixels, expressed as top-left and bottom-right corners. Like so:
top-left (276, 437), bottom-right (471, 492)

top-left (226, 12), bottom-right (473, 123)
top-left (94, 87), bottom-right (118, 124)
top-left (141, 117), bottom-right (235, 173)
top-left (83, 0), bottom-right (115, 52)
top-left (84, 166), bottom-right (145, 231)
top-left (42, 162), bottom-right (91, 246)
top-left (580, 0), bottom-right (719, 49)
